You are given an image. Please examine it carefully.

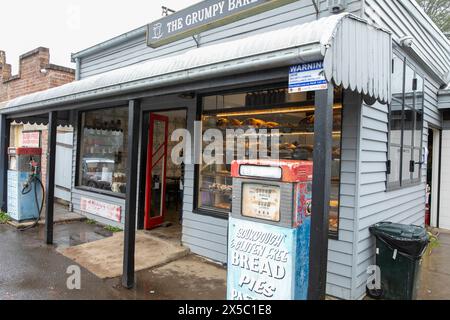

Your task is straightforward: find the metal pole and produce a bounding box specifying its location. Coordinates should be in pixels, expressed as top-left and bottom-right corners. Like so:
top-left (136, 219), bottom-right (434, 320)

top-left (122, 99), bottom-right (141, 289)
top-left (308, 86), bottom-right (334, 300)
top-left (45, 111), bottom-right (57, 245)
top-left (0, 115), bottom-right (10, 212)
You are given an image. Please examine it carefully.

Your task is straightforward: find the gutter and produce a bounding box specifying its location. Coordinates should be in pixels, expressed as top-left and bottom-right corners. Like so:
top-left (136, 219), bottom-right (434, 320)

top-left (71, 26), bottom-right (147, 62)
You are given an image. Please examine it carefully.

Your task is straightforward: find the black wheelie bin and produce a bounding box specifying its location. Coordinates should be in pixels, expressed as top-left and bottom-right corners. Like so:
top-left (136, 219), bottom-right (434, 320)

top-left (369, 222), bottom-right (429, 300)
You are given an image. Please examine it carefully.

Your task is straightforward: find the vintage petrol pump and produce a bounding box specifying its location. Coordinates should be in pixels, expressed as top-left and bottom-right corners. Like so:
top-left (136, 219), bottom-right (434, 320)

top-left (7, 147), bottom-right (44, 223)
top-left (227, 159), bottom-right (313, 300)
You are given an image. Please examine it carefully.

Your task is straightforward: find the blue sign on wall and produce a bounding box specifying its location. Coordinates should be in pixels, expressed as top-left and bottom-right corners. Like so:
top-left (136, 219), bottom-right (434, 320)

top-left (288, 61), bottom-right (328, 93)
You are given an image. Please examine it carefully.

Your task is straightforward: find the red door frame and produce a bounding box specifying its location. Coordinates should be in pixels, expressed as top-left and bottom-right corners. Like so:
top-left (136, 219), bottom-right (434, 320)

top-left (144, 113), bottom-right (169, 230)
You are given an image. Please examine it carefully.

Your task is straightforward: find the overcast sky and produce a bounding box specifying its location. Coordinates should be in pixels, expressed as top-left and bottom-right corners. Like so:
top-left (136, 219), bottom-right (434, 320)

top-left (0, 0), bottom-right (199, 74)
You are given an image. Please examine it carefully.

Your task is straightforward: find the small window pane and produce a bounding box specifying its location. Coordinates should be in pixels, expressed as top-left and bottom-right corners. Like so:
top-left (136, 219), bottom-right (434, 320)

top-left (404, 65), bottom-right (415, 107)
top-left (392, 56), bottom-right (404, 99)
top-left (415, 75), bottom-right (424, 111)
top-left (413, 148), bottom-right (421, 180)
top-left (403, 107), bottom-right (414, 147)
top-left (414, 111), bottom-right (423, 149)
top-left (389, 101), bottom-right (403, 145)
top-left (388, 145), bottom-right (401, 185)
top-left (402, 147), bottom-right (413, 183)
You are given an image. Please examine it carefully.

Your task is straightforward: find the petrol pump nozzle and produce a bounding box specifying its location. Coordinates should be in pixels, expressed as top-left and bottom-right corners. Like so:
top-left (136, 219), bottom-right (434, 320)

top-left (22, 158), bottom-right (40, 195)
top-left (28, 157), bottom-right (40, 176)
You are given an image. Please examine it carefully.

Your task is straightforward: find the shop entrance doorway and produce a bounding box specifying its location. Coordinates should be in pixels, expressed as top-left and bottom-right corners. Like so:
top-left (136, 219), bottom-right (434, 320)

top-left (143, 109), bottom-right (187, 231)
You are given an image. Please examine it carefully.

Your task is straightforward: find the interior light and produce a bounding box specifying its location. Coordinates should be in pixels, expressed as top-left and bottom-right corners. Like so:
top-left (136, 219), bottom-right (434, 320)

top-left (215, 103), bottom-right (342, 117)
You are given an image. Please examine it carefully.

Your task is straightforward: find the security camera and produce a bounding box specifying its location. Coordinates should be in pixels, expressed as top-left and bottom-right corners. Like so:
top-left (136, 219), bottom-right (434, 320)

top-left (399, 36), bottom-right (414, 48)
top-left (40, 68), bottom-right (48, 74)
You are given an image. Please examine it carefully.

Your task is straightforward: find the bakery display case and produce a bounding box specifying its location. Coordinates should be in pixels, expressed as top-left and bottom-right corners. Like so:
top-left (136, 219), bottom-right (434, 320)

top-left (199, 88), bottom-right (343, 232)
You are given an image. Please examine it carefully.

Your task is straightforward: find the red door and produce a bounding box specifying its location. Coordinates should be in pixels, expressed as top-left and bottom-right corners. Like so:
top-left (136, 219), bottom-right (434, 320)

top-left (144, 113), bottom-right (169, 230)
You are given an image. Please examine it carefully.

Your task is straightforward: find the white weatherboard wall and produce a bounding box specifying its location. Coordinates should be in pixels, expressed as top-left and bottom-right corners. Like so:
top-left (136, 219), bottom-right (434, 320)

top-left (352, 101), bottom-right (428, 299)
top-left (348, 42), bottom-right (443, 298)
top-left (440, 130), bottom-right (450, 230)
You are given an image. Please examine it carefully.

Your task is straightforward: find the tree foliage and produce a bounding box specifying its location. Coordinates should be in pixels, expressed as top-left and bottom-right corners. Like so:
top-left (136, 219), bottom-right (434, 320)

top-left (417, 0), bottom-right (450, 33)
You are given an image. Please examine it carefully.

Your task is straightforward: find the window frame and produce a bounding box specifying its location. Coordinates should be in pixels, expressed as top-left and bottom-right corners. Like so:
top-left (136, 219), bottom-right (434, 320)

top-left (387, 56), bottom-right (425, 190)
top-left (74, 105), bottom-right (129, 200)
top-left (193, 84), bottom-right (344, 239)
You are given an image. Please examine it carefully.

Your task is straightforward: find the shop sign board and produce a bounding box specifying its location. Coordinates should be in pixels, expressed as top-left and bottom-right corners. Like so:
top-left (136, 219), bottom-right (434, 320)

top-left (227, 217), bottom-right (295, 300)
top-left (147, 0), bottom-right (298, 48)
top-left (242, 183), bottom-right (281, 222)
top-left (21, 131), bottom-right (41, 148)
top-left (80, 197), bottom-right (121, 222)
top-left (288, 61), bottom-right (328, 93)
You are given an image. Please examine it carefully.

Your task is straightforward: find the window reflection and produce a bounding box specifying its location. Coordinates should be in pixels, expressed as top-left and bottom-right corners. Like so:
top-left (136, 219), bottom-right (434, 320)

top-left (78, 107), bottom-right (128, 194)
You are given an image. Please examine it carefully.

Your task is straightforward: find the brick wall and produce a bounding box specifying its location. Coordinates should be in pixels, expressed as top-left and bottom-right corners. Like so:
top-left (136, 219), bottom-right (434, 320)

top-left (1, 47), bottom-right (75, 193)
top-left (0, 47), bottom-right (75, 102)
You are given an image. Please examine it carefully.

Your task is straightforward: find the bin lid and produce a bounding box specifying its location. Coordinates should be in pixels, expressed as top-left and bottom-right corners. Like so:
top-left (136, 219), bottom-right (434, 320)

top-left (369, 222), bottom-right (429, 259)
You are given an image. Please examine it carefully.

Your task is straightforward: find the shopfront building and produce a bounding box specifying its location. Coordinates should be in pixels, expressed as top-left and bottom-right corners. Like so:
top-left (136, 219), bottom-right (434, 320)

top-left (1, 0), bottom-right (449, 300)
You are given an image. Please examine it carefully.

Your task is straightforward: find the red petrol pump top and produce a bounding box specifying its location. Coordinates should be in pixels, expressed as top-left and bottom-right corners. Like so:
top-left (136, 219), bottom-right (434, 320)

top-left (8, 147), bottom-right (42, 156)
top-left (231, 159), bottom-right (313, 182)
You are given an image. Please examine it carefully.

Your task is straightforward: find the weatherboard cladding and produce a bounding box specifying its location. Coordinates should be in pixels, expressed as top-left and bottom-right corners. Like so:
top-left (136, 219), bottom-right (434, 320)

top-left (76, 0), bottom-right (363, 78)
top-left (364, 0), bottom-right (450, 85)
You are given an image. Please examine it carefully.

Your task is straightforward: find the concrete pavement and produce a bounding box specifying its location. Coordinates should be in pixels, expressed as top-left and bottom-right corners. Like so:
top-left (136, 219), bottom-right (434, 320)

top-left (417, 230), bottom-right (450, 300)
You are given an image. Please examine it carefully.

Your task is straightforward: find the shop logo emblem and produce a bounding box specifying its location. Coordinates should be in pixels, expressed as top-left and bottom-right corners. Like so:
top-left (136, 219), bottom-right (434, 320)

top-left (152, 23), bottom-right (164, 40)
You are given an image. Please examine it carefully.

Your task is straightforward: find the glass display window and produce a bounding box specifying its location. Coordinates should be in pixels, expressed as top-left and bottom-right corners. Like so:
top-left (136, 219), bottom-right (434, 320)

top-left (198, 86), bottom-right (343, 234)
top-left (78, 106), bottom-right (128, 195)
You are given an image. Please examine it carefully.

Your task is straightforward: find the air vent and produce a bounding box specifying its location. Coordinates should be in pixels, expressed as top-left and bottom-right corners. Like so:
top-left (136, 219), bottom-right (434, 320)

top-left (328, 0), bottom-right (348, 13)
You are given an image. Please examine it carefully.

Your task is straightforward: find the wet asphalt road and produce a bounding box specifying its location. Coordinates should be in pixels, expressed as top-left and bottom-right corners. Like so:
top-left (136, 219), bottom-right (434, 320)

top-left (0, 223), bottom-right (123, 300)
top-left (0, 222), bottom-right (227, 300)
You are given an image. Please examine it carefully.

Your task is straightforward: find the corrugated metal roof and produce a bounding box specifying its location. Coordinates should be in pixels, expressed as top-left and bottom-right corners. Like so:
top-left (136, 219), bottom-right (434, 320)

top-left (1, 13), bottom-right (392, 116)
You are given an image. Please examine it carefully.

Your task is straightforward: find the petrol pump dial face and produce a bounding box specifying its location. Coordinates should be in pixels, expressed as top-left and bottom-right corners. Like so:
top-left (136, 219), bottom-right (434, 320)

top-left (241, 183), bottom-right (281, 222)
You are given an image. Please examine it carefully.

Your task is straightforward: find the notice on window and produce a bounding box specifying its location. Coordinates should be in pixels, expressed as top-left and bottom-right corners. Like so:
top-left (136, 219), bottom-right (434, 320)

top-left (288, 61), bottom-right (328, 93)
top-left (21, 131), bottom-right (40, 148)
top-left (242, 184), bottom-right (281, 222)
top-left (80, 197), bottom-right (121, 222)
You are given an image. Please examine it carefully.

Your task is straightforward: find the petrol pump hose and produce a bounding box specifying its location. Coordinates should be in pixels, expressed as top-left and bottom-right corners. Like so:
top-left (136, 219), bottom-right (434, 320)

top-left (20, 173), bottom-right (45, 231)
